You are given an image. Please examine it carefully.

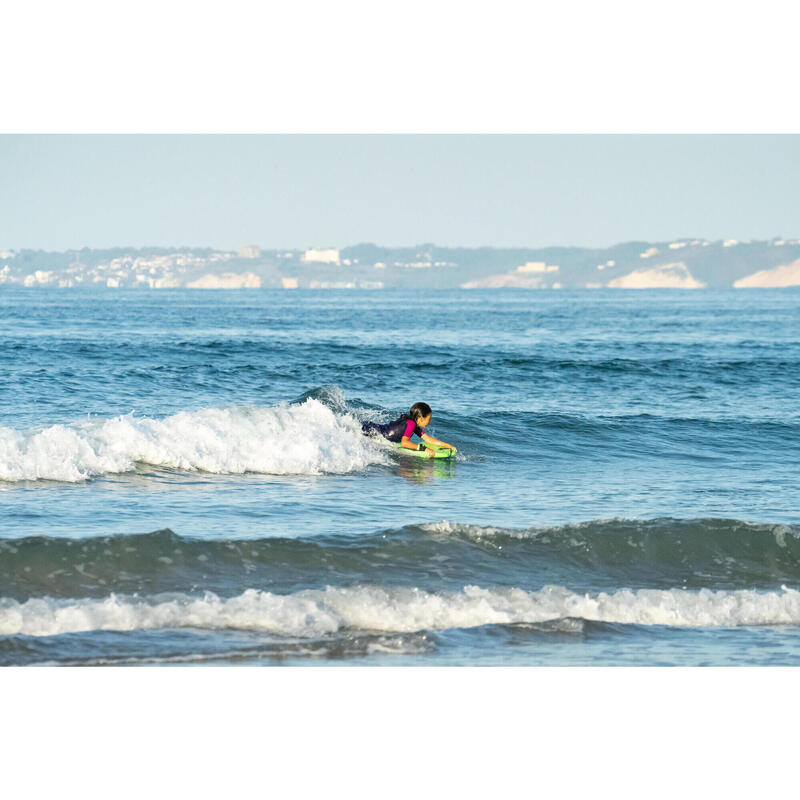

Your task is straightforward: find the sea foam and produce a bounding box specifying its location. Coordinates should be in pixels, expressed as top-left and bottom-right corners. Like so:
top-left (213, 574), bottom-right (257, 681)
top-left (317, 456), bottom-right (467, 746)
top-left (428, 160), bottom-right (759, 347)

top-left (3, 584), bottom-right (800, 637)
top-left (0, 399), bottom-right (386, 482)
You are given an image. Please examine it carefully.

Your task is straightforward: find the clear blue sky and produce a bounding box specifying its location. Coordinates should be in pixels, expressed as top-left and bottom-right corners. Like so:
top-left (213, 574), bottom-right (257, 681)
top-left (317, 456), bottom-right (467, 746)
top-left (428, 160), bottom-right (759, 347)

top-left (1, 135), bottom-right (798, 251)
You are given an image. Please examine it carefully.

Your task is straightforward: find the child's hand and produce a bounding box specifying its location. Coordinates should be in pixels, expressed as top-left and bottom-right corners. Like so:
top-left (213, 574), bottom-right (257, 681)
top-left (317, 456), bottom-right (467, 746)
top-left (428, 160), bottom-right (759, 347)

top-left (426, 448), bottom-right (435, 458)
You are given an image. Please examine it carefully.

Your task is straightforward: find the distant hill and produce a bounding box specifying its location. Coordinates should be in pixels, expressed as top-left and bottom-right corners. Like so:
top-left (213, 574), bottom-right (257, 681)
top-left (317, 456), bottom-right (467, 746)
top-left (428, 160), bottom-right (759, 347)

top-left (1, 238), bottom-right (799, 289)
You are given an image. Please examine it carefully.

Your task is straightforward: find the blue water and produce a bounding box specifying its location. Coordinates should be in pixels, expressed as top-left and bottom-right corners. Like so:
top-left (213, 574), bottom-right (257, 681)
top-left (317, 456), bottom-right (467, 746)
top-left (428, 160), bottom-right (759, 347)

top-left (1, 287), bottom-right (799, 665)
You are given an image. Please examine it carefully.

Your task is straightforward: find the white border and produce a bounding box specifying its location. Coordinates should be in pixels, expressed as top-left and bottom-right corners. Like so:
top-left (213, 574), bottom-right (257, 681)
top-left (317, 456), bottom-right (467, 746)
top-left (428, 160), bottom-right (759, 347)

top-left (2, 1), bottom-right (799, 133)
top-left (2, 667), bottom-right (796, 798)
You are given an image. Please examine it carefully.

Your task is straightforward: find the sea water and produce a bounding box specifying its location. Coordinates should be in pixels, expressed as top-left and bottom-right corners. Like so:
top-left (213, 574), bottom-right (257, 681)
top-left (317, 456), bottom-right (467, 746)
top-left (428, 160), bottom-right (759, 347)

top-left (1, 287), bottom-right (799, 665)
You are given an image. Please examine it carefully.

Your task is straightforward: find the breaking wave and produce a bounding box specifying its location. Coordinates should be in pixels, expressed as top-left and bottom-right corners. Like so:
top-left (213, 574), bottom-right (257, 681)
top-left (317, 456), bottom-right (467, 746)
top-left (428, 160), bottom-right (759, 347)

top-left (0, 398), bottom-right (387, 482)
top-left (4, 583), bottom-right (800, 638)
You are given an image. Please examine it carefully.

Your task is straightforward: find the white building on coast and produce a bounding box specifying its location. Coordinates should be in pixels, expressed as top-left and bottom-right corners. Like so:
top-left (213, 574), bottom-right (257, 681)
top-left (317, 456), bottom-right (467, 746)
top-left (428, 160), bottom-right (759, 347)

top-left (302, 248), bottom-right (340, 264)
top-left (238, 244), bottom-right (262, 259)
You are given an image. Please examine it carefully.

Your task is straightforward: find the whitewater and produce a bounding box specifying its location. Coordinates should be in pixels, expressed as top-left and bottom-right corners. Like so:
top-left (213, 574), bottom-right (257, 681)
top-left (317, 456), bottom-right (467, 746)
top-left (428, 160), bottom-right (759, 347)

top-left (0, 399), bottom-right (386, 482)
top-left (1, 287), bottom-right (799, 665)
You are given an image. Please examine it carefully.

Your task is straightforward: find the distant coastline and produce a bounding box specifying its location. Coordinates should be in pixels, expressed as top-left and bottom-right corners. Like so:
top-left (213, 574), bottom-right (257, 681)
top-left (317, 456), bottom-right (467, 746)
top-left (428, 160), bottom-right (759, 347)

top-left (2, 238), bottom-right (800, 290)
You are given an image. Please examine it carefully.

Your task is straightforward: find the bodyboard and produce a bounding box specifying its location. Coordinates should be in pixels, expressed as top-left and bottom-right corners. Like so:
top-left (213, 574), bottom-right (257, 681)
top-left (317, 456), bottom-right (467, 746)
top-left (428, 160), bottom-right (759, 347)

top-left (394, 442), bottom-right (455, 459)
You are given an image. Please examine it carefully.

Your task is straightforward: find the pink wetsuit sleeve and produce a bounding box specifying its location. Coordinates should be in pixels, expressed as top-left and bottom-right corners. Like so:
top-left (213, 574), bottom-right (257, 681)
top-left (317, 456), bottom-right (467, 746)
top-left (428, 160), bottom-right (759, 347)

top-left (403, 420), bottom-right (417, 439)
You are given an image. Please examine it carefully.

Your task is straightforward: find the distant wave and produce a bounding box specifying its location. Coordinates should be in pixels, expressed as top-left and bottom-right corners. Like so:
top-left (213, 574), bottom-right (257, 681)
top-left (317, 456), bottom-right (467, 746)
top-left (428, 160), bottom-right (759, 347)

top-left (424, 516), bottom-right (800, 555)
top-left (0, 398), bottom-right (387, 482)
top-left (423, 518), bottom-right (800, 587)
top-left (3, 518), bottom-right (800, 602)
top-left (4, 583), bottom-right (800, 638)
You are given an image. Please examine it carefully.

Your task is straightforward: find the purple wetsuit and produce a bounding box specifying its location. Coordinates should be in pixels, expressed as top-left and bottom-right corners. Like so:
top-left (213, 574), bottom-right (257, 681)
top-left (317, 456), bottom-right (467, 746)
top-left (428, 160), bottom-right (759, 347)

top-left (362, 416), bottom-right (424, 443)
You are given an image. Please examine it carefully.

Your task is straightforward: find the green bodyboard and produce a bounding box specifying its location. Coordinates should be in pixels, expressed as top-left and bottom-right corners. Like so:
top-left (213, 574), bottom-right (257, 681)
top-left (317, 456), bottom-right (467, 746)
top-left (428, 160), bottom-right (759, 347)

top-left (394, 442), bottom-right (455, 459)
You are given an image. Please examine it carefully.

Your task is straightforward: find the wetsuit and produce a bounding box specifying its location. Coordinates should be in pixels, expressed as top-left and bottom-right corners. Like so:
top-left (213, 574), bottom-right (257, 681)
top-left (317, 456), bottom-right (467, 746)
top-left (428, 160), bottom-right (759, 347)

top-left (362, 416), bottom-right (425, 443)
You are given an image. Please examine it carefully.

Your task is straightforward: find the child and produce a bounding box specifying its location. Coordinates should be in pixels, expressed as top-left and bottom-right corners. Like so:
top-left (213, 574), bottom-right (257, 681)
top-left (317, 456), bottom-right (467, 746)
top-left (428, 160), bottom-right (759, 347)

top-left (361, 402), bottom-right (457, 457)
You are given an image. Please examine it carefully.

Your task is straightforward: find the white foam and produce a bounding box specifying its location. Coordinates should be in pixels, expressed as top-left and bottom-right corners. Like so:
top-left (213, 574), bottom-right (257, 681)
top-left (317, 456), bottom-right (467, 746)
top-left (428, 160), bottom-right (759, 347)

top-left (4, 584), bottom-right (800, 637)
top-left (0, 399), bottom-right (387, 482)
top-left (421, 519), bottom-right (614, 541)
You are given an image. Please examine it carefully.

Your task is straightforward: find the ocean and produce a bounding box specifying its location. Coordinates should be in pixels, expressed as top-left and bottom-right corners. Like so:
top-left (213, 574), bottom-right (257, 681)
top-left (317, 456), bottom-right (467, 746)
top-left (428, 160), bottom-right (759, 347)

top-left (1, 286), bottom-right (799, 666)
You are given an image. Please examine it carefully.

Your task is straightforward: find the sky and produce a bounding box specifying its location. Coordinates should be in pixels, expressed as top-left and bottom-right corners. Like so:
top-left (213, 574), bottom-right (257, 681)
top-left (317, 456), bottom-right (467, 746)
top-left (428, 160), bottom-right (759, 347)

top-left (1, 135), bottom-right (798, 252)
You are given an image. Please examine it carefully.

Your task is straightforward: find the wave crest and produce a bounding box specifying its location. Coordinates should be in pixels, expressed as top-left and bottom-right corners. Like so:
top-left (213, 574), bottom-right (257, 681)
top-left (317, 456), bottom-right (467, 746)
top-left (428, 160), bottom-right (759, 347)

top-left (4, 583), bottom-right (800, 638)
top-left (0, 399), bottom-right (387, 482)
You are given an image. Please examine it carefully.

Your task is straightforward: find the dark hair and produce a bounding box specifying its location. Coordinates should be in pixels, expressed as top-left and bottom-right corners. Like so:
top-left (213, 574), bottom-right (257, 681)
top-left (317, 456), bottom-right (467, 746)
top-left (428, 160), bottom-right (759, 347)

top-left (407, 402), bottom-right (432, 423)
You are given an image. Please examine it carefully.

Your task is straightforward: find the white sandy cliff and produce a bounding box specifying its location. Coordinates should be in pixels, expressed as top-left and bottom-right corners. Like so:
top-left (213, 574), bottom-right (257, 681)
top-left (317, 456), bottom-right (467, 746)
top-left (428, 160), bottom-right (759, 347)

top-left (461, 262), bottom-right (560, 289)
top-left (733, 258), bottom-right (800, 288)
top-left (607, 262), bottom-right (705, 289)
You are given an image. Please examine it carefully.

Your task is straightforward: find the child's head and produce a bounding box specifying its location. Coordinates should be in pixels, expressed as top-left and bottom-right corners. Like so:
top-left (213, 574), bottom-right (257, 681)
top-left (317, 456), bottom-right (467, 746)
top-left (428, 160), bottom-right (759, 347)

top-left (409, 402), bottom-right (432, 427)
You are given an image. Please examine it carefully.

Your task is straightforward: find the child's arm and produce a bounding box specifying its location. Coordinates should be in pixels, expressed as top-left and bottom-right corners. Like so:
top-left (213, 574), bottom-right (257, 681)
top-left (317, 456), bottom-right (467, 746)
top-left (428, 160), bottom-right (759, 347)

top-left (421, 432), bottom-right (457, 452)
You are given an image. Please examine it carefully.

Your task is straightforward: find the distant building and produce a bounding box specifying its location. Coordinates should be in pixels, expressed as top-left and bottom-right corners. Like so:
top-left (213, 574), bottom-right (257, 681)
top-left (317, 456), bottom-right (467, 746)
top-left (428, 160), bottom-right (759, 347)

top-left (186, 272), bottom-right (261, 289)
top-left (309, 280), bottom-right (356, 289)
top-left (238, 244), bottom-right (261, 259)
top-left (151, 276), bottom-right (182, 289)
top-left (24, 270), bottom-right (58, 286)
top-left (281, 277), bottom-right (299, 289)
top-left (517, 262), bottom-right (559, 273)
top-left (302, 248), bottom-right (340, 264)
top-left (27, 270), bottom-right (56, 286)
top-left (517, 262), bottom-right (547, 273)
